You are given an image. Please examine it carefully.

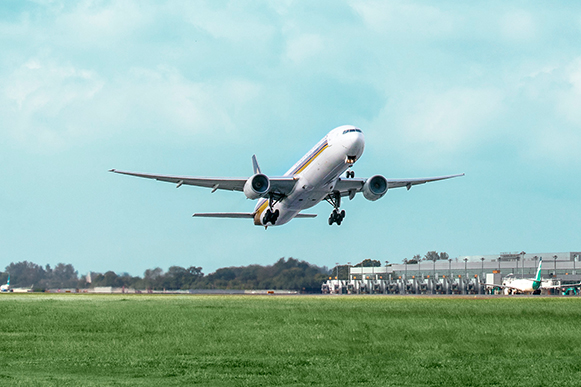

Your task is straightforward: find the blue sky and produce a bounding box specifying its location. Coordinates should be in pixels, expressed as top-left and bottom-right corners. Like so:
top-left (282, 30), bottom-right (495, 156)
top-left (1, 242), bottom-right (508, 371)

top-left (1, 1), bottom-right (580, 276)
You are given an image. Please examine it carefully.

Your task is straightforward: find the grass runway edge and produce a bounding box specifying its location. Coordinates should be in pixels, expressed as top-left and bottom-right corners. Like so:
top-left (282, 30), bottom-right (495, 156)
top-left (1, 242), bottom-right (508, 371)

top-left (1, 294), bottom-right (580, 386)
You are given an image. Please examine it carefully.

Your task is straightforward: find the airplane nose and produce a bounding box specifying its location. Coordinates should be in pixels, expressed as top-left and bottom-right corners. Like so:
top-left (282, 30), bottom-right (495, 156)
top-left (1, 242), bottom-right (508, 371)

top-left (346, 132), bottom-right (365, 157)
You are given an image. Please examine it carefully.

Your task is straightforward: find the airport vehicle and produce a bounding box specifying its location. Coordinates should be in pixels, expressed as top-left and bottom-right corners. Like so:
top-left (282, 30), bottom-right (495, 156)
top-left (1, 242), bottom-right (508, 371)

top-left (111, 125), bottom-right (463, 227)
top-left (1, 275), bottom-right (11, 292)
top-left (487, 258), bottom-right (581, 294)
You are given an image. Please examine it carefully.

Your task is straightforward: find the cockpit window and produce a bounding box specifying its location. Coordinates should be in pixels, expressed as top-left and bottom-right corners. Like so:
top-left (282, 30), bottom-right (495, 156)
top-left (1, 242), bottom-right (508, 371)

top-left (342, 128), bottom-right (362, 134)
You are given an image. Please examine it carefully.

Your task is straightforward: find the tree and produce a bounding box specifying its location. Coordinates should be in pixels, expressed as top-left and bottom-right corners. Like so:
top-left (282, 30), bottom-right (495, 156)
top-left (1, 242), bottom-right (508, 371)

top-left (48, 263), bottom-right (78, 288)
top-left (354, 259), bottom-right (381, 267)
top-left (4, 261), bottom-right (47, 288)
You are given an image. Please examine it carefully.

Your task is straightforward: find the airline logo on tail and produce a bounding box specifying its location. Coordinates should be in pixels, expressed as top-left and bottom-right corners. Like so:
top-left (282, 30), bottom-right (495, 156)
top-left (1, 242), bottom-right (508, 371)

top-left (533, 258), bottom-right (542, 289)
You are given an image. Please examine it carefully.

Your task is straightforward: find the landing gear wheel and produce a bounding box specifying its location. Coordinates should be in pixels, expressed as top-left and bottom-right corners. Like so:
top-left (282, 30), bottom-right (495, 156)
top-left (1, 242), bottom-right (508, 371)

top-left (346, 170), bottom-right (355, 178)
top-left (328, 209), bottom-right (345, 226)
top-left (263, 209), bottom-right (280, 226)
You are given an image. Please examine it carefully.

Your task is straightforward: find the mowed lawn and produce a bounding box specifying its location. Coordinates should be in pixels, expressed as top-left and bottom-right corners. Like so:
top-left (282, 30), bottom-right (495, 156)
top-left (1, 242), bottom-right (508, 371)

top-left (0, 295), bottom-right (580, 386)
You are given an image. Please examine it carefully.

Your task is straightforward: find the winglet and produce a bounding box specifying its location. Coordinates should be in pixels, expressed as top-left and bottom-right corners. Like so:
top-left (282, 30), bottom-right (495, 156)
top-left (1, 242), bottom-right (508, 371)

top-left (252, 155), bottom-right (261, 175)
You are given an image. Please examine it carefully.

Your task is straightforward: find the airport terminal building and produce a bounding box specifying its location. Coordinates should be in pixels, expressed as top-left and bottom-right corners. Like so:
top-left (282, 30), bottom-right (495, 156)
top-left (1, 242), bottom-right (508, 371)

top-left (322, 251), bottom-right (581, 295)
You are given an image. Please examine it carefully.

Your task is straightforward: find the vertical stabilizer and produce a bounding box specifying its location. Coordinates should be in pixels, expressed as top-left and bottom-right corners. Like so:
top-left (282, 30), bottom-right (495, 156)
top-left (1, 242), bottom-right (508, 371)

top-left (535, 258), bottom-right (542, 283)
top-left (252, 155), bottom-right (261, 174)
top-left (6, 275), bottom-right (9, 286)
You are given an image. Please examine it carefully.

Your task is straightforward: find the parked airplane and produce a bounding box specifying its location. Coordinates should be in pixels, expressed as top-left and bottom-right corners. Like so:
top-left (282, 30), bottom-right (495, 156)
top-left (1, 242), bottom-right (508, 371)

top-left (111, 125), bottom-right (464, 227)
top-left (1, 275), bottom-right (11, 292)
top-left (487, 257), bottom-right (581, 294)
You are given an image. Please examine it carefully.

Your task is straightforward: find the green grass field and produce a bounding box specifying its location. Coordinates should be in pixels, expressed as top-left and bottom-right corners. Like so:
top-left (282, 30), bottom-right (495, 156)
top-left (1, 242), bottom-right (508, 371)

top-left (1, 294), bottom-right (580, 386)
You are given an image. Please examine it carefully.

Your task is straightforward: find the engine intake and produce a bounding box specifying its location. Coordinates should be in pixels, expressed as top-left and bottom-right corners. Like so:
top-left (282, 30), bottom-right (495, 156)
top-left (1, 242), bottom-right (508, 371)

top-left (362, 175), bottom-right (388, 201)
top-left (244, 174), bottom-right (270, 199)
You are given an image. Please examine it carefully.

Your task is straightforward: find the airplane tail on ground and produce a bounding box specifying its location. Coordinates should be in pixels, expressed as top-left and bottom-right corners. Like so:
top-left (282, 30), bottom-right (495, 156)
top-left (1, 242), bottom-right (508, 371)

top-left (6, 275), bottom-right (9, 286)
top-left (535, 258), bottom-right (543, 283)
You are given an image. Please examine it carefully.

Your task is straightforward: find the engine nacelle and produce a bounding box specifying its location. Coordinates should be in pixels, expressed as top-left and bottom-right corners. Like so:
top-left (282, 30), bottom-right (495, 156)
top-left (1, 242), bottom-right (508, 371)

top-left (362, 175), bottom-right (388, 201)
top-left (243, 174), bottom-right (270, 199)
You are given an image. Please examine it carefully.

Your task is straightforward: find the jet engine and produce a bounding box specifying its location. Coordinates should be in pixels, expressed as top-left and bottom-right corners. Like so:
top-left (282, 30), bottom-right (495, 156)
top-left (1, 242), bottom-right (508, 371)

top-left (243, 174), bottom-right (270, 199)
top-left (362, 175), bottom-right (388, 201)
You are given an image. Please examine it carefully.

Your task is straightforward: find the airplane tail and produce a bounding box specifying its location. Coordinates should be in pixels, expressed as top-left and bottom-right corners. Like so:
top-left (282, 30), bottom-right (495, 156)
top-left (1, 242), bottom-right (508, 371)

top-left (252, 155), bottom-right (261, 174)
top-left (535, 258), bottom-right (542, 283)
top-left (6, 275), bottom-right (9, 286)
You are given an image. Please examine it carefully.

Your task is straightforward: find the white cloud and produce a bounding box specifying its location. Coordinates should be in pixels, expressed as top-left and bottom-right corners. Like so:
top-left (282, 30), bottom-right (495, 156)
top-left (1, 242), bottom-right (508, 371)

top-left (0, 54), bottom-right (267, 152)
top-left (1, 56), bottom-right (103, 150)
top-left (350, 0), bottom-right (455, 38)
top-left (499, 10), bottom-right (535, 42)
top-left (393, 87), bottom-right (503, 151)
top-left (182, 2), bottom-right (275, 43)
top-left (285, 34), bottom-right (324, 64)
top-left (55, 0), bottom-right (150, 45)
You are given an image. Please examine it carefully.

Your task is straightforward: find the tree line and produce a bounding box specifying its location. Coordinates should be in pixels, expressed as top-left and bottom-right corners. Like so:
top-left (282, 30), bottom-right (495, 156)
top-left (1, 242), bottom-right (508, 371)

top-left (0, 258), bottom-right (330, 293)
top-left (1, 253), bottom-right (449, 292)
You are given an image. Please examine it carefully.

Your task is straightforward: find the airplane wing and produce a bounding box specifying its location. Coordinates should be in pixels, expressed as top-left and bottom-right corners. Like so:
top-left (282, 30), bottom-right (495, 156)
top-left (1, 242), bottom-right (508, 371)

top-left (484, 283), bottom-right (512, 289)
top-left (110, 169), bottom-right (297, 195)
top-left (334, 173), bottom-right (465, 196)
top-left (193, 213), bottom-right (254, 218)
top-left (192, 212), bottom-right (316, 218)
top-left (541, 282), bottom-right (581, 290)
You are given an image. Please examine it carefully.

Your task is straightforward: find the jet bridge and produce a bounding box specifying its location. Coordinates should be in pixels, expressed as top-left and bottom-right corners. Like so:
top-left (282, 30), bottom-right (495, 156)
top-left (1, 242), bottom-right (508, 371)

top-left (322, 274), bottom-right (485, 295)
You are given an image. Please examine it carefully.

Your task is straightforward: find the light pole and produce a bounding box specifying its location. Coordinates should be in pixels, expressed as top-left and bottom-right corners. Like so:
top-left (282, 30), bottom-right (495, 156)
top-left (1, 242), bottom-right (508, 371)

top-left (347, 262), bottom-right (351, 280)
top-left (448, 259), bottom-right (452, 278)
top-left (481, 257), bottom-right (485, 282)
top-left (553, 255), bottom-right (558, 279)
top-left (335, 262), bottom-right (340, 280)
top-left (520, 251), bottom-right (526, 278)
top-left (433, 258), bottom-right (436, 279)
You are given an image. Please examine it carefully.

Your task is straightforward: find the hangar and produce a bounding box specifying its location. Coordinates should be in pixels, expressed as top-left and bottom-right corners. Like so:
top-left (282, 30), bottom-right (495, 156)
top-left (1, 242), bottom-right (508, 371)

top-left (322, 252), bottom-right (581, 295)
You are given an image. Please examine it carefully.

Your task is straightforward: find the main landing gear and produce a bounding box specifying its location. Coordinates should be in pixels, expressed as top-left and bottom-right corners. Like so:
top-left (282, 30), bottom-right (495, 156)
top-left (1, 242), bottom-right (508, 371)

top-left (263, 193), bottom-right (282, 226)
top-left (328, 209), bottom-right (345, 226)
top-left (263, 208), bottom-right (279, 225)
top-left (325, 191), bottom-right (345, 226)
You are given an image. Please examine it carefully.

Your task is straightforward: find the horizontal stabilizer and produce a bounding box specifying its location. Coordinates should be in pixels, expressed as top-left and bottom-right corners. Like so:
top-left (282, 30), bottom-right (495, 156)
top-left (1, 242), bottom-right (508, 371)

top-left (192, 213), bottom-right (254, 218)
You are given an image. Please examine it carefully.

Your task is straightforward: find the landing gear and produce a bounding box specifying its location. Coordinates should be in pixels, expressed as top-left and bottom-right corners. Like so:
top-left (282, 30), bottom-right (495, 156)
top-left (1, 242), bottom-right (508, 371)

top-left (325, 191), bottom-right (345, 226)
top-left (346, 170), bottom-right (355, 178)
top-left (263, 209), bottom-right (280, 225)
top-left (263, 192), bottom-right (284, 225)
top-left (328, 209), bottom-right (345, 225)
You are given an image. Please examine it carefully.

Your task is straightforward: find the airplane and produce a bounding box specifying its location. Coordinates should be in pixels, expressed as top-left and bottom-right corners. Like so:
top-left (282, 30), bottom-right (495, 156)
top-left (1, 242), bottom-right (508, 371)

top-left (1, 275), bottom-right (11, 292)
top-left (110, 125), bottom-right (464, 228)
top-left (487, 257), bottom-right (581, 295)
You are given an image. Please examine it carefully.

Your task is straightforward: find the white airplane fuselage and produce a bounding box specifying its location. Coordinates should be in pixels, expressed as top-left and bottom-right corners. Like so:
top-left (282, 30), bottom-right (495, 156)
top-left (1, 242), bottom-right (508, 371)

top-left (253, 125), bottom-right (365, 226)
top-left (501, 278), bottom-right (539, 294)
